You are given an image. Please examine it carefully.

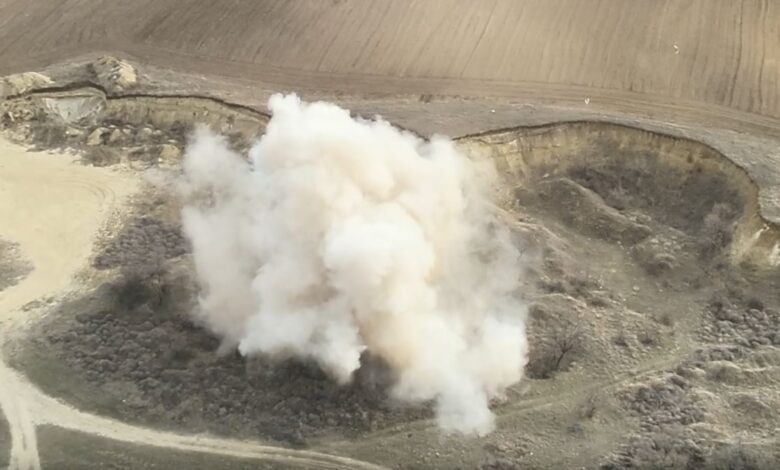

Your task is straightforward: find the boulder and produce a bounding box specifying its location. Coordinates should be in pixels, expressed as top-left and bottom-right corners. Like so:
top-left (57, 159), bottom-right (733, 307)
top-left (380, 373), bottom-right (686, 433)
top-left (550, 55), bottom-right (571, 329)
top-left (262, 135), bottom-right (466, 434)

top-left (0, 72), bottom-right (53, 97)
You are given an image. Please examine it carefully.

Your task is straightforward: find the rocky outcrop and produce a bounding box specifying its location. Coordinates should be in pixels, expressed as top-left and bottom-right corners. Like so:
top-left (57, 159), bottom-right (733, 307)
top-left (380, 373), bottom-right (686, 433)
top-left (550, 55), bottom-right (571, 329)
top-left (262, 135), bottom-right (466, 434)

top-left (89, 56), bottom-right (138, 93)
top-left (0, 72), bottom-right (53, 98)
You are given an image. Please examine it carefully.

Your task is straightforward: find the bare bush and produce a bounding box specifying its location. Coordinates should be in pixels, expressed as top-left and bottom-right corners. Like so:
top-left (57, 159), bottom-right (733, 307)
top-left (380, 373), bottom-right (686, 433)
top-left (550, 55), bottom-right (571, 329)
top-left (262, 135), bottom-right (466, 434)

top-left (526, 320), bottom-right (586, 379)
top-left (698, 202), bottom-right (739, 259)
top-left (638, 328), bottom-right (661, 347)
top-left (702, 295), bottom-right (780, 350)
top-left (630, 380), bottom-right (704, 429)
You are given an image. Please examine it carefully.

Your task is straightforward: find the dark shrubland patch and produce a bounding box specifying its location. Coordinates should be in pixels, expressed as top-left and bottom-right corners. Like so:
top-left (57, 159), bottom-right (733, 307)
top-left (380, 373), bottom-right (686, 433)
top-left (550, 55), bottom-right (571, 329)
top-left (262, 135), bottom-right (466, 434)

top-left (602, 426), bottom-right (705, 470)
top-left (567, 144), bottom-right (743, 239)
top-left (708, 443), bottom-right (778, 470)
top-left (93, 216), bottom-right (188, 271)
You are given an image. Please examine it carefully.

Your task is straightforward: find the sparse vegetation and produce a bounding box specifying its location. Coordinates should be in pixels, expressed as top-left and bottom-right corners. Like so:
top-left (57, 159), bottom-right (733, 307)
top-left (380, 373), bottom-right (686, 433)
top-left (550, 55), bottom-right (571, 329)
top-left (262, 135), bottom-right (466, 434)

top-left (702, 294), bottom-right (780, 350)
top-left (614, 333), bottom-right (630, 347)
top-left (708, 443), bottom-right (777, 470)
top-left (580, 393), bottom-right (599, 419)
top-left (698, 202), bottom-right (740, 260)
top-left (655, 313), bottom-right (675, 327)
top-left (630, 380), bottom-right (704, 429)
top-left (93, 216), bottom-right (188, 271)
top-left (526, 320), bottom-right (587, 379)
top-left (638, 328), bottom-right (661, 347)
top-left (603, 426), bottom-right (704, 469)
top-left (0, 238), bottom-right (33, 292)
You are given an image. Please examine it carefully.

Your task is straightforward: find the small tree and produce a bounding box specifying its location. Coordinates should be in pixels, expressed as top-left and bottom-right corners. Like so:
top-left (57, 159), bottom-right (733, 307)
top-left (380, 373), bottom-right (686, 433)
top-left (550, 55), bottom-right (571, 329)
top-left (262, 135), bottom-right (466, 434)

top-left (527, 320), bottom-right (587, 379)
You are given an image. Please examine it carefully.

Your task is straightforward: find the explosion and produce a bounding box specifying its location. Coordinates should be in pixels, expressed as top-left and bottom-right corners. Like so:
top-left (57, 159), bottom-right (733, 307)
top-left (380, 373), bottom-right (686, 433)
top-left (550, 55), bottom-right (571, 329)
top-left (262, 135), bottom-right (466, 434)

top-left (179, 94), bottom-right (527, 434)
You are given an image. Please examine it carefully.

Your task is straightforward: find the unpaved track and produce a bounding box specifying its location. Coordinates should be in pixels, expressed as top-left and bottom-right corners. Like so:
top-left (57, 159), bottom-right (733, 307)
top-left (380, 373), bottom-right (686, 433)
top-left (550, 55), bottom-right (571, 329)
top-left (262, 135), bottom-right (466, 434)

top-left (0, 138), bottom-right (384, 470)
top-left (0, 361), bottom-right (385, 470)
top-left (0, 366), bottom-right (38, 470)
top-left (0, 137), bottom-right (137, 470)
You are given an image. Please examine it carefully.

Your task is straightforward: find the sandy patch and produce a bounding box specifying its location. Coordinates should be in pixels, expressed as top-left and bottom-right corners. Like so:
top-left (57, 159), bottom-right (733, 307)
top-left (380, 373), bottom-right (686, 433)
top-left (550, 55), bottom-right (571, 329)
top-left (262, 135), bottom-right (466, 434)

top-left (0, 137), bottom-right (138, 329)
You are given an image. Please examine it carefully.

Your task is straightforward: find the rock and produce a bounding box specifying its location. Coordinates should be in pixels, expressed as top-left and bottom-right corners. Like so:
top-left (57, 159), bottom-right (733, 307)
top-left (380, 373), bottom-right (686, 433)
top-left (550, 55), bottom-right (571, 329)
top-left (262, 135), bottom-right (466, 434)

top-left (86, 128), bottom-right (107, 146)
top-left (108, 128), bottom-right (124, 144)
top-left (65, 127), bottom-right (84, 137)
top-left (0, 71), bottom-right (53, 97)
top-left (90, 56), bottom-right (138, 93)
top-left (41, 94), bottom-right (106, 123)
top-left (669, 374), bottom-right (687, 388)
top-left (136, 127), bottom-right (154, 141)
top-left (158, 144), bottom-right (182, 164)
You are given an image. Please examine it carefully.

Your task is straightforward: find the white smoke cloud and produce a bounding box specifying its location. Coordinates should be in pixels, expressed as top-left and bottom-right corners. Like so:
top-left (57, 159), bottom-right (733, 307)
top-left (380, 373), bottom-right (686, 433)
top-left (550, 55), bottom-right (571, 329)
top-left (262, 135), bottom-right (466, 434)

top-left (178, 94), bottom-right (528, 435)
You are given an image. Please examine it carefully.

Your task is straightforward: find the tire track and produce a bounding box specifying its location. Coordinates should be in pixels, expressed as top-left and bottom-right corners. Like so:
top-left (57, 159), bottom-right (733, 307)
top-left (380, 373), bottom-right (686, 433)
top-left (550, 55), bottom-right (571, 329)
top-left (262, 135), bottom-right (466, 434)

top-left (0, 360), bottom-right (385, 470)
top-left (0, 364), bottom-right (40, 470)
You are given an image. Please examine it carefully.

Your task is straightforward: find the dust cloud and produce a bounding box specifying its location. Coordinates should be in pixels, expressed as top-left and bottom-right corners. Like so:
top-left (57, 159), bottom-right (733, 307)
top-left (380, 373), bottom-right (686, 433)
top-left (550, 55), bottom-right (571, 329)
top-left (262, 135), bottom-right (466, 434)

top-left (178, 94), bottom-right (527, 434)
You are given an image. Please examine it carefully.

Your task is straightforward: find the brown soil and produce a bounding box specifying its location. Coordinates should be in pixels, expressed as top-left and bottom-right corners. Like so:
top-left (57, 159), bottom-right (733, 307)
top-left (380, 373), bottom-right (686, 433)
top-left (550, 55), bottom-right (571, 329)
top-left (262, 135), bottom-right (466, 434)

top-left (1, 1), bottom-right (779, 120)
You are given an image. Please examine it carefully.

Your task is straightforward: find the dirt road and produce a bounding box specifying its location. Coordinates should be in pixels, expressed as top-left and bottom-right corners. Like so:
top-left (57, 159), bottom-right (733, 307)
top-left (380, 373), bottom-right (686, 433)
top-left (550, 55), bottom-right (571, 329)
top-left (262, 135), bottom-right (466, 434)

top-left (0, 364), bottom-right (38, 470)
top-left (0, 137), bottom-right (135, 469)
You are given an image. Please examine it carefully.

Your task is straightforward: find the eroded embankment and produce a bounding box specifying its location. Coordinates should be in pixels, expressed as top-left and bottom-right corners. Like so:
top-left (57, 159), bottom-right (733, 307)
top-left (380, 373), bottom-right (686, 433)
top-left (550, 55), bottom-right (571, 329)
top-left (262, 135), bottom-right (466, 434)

top-left (1, 85), bottom-right (268, 169)
top-left (6, 87), bottom-right (778, 271)
top-left (459, 122), bottom-right (780, 268)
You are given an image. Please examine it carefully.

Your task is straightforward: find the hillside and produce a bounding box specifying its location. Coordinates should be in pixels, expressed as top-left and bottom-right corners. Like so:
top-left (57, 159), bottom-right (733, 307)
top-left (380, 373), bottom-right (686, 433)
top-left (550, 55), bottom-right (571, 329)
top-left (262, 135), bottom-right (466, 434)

top-left (1, 0), bottom-right (779, 117)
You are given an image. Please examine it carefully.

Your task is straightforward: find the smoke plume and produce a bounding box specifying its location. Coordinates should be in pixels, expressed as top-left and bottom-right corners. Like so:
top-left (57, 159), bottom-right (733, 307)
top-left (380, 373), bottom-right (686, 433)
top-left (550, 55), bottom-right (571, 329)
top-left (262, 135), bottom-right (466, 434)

top-left (179, 94), bottom-right (527, 434)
